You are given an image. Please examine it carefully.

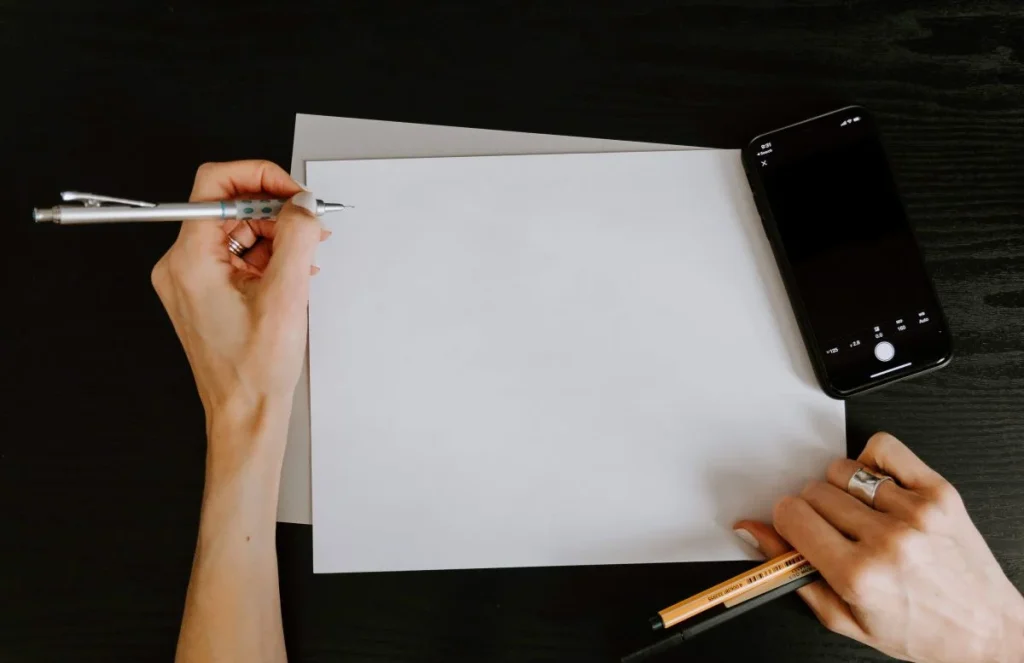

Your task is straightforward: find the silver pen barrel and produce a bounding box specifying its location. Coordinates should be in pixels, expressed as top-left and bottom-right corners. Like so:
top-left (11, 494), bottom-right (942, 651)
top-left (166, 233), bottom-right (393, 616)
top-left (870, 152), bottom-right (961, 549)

top-left (34, 198), bottom-right (348, 224)
top-left (35, 202), bottom-right (230, 224)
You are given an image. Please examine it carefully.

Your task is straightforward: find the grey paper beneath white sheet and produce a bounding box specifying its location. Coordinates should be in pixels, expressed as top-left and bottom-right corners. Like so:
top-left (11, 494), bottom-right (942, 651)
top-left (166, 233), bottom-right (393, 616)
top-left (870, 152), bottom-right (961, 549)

top-left (280, 114), bottom-right (695, 524)
top-left (306, 150), bottom-right (845, 573)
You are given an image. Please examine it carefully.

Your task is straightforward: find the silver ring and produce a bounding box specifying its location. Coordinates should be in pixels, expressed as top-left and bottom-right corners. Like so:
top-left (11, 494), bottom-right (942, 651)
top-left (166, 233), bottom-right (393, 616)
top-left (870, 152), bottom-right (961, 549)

top-left (226, 235), bottom-right (247, 258)
top-left (847, 468), bottom-right (894, 508)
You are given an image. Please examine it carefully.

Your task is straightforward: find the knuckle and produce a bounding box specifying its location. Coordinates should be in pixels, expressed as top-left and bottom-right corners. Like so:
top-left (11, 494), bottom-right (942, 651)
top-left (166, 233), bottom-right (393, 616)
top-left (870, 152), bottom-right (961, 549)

top-left (829, 573), bottom-right (859, 604)
top-left (150, 259), bottom-right (168, 293)
top-left (826, 457), bottom-right (848, 480)
top-left (191, 162), bottom-right (221, 198)
top-left (166, 251), bottom-right (186, 278)
top-left (831, 560), bottom-right (874, 604)
top-left (865, 431), bottom-right (895, 456)
top-left (932, 480), bottom-right (964, 511)
top-left (772, 495), bottom-right (801, 525)
top-left (876, 523), bottom-right (920, 565)
top-left (195, 161), bottom-right (218, 178)
top-left (819, 612), bottom-right (848, 635)
top-left (799, 480), bottom-right (825, 500)
top-left (909, 500), bottom-right (947, 532)
top-left (163, 250), bottom-right (201, 292)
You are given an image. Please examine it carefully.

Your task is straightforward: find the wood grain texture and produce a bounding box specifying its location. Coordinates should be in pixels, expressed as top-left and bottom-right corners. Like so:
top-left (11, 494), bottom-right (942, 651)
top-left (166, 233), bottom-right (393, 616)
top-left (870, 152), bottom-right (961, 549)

top-left (1, 1), bottom-right (1021, 662)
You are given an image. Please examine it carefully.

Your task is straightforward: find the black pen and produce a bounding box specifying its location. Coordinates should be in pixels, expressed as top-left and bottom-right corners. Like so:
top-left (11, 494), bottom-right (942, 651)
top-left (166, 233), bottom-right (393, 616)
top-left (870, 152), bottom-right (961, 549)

top-left (622, 570), bottom-right (819, 663)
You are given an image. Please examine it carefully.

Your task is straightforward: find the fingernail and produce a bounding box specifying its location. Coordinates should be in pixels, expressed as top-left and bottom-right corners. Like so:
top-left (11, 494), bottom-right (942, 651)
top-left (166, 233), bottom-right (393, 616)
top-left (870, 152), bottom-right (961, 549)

top-left (322, 229), bottom-right (333, 239)
top-left (290, 191), bottom-right (318, 216)
top-left (311, 264), bottom-right (321, 275)
top-left (734, 528), bottom-right (761, 553)
top-left (292, 177), bottom-right (312, 192)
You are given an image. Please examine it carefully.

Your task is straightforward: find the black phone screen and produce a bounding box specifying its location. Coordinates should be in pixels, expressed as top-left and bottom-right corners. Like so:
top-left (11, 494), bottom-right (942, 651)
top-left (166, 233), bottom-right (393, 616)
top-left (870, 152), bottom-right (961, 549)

top-left (749, 109), bottom-right (950, 395)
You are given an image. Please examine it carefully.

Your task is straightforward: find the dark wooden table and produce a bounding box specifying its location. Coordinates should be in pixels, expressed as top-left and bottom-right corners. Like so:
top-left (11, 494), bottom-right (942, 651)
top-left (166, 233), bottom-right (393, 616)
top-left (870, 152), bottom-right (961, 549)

top-left (3, 1), bottom-right (1022, 661)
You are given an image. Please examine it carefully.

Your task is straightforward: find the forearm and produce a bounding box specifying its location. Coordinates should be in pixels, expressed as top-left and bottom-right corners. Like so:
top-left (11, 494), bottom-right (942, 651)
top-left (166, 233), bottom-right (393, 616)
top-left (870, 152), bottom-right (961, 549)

top-left (152, 161), bottom-right (323, 663)
top-left (176, 412), bottom-right (289, 663)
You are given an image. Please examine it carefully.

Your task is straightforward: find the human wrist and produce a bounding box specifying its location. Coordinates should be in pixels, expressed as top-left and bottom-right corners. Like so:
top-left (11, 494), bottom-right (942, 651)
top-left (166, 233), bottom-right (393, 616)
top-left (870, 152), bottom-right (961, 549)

top-left (200, 419), bottom-right (286, 531)
top-left (205, 393), bottom-right (292, 482)
top-left (207, 389), bottom-right (291, 440)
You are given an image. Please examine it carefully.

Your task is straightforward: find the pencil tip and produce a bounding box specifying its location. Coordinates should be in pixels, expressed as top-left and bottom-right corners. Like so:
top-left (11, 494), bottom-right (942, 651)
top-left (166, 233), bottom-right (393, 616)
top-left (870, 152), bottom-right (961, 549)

top-left (322, 203), bottom-right (353, 213)
top-left (649, 615), bottom-right (663, 631)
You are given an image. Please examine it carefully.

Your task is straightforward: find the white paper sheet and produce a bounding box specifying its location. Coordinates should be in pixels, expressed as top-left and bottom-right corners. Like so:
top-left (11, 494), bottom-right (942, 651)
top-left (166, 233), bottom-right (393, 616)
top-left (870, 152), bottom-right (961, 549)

top-left (307, 150), bottom-right (845, 573)
top-left (281, 114), bottom-right (691, 524)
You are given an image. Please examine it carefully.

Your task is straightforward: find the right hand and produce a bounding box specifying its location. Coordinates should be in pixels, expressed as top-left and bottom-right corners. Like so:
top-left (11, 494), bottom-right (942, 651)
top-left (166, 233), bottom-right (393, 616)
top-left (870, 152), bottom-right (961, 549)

top-left (735, 433), bottom-right (1024, 663)
top-left (151, 160), bottom-right (328, 470)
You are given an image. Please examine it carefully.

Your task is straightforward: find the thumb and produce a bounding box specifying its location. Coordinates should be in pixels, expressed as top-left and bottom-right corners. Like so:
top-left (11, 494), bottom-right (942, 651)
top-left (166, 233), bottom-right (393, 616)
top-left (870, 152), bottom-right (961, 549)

top-left (261, 192), bottom-right (324, 305)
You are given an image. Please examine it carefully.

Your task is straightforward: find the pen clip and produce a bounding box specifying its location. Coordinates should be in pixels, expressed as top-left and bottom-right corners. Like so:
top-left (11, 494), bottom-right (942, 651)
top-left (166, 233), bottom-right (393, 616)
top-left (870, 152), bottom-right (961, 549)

top-left (60, 191), bottom-right (157, 208)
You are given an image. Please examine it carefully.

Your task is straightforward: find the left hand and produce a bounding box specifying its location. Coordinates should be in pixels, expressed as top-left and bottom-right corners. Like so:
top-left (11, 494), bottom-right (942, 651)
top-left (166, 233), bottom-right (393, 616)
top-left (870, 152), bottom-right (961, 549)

top-left (735, 433), bottom-right (1024, 663)
top-left (151, 160), bottom-right (330, 465)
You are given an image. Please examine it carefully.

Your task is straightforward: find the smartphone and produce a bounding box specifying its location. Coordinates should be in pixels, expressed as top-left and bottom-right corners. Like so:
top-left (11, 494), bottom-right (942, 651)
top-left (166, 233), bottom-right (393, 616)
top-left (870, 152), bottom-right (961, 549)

top-left (743, 107), bottom-right (952, 398)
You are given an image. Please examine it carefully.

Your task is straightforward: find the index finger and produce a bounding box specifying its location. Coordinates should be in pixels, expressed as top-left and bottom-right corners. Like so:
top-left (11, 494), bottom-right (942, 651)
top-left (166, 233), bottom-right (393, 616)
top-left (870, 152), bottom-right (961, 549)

top-left (189, 160), bottom-right (303, 202)
top-left (180, 160), bottom-right (304, 247)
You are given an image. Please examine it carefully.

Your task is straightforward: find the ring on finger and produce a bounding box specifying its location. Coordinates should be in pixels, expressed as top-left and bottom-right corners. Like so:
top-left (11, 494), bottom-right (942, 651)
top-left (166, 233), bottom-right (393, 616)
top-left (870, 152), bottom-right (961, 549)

top-left (226, 234), bottom-right (248, 258)
top-left (847, 467), bottom-right (894, 508)
top-left (225, 220), bottom-right (258, 259)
